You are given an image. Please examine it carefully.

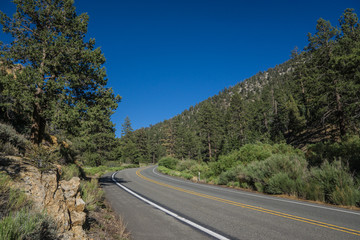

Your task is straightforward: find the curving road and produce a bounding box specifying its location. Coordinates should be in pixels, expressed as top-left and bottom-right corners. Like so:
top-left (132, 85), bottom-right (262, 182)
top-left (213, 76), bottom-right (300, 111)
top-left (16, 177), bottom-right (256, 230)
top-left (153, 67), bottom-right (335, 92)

top-left (101, 166), bottom-right (360, 240)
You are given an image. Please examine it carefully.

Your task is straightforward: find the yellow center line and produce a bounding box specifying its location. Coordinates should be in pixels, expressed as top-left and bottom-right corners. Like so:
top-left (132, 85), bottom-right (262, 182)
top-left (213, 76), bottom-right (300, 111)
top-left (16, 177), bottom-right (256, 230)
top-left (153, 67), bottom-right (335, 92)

top-left (136, 168), bottom-right (360, 237)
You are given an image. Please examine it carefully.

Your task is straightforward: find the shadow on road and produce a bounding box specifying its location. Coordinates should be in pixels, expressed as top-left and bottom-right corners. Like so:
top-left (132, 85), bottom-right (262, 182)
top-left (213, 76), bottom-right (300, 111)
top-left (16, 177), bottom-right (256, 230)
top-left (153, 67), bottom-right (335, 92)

top-left (99, 175), bottom-right (130, 187)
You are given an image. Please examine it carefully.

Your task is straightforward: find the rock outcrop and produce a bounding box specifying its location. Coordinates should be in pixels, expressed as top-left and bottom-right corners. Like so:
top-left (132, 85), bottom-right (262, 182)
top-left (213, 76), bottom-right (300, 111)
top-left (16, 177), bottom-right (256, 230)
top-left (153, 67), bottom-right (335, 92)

top-left (2, 157), bottom-right (87, 240)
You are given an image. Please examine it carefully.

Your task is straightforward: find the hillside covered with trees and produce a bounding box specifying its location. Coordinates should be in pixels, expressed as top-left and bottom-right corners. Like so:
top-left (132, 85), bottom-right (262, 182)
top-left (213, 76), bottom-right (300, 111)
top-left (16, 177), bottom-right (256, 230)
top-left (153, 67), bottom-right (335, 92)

top-left (120, 9), bottom-right (360, 206)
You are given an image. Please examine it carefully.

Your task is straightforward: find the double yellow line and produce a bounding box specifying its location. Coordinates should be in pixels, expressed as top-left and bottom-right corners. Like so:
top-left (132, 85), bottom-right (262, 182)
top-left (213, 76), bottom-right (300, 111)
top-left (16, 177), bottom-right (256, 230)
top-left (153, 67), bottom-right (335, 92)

top-left (136, 168), bottom-right (360, 237)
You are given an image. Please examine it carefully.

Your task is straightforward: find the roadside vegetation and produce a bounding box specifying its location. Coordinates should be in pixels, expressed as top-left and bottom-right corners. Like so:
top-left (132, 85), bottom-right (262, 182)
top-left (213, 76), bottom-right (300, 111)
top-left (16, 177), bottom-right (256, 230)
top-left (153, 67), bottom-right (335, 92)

top-left (158, 142), bottom-right (360, 207)
top-left (0, 121), bottom-right (134, 239)
top-left (0, 172), bottom-right (58, 239)
top-left (60, 161), bottom-right (136, 239)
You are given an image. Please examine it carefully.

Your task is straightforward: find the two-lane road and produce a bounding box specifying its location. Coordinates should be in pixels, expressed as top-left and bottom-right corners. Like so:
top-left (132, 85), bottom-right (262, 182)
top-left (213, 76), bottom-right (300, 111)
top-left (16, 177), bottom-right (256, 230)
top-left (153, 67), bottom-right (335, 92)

top-left (101, 166), bottom-right (360, 240)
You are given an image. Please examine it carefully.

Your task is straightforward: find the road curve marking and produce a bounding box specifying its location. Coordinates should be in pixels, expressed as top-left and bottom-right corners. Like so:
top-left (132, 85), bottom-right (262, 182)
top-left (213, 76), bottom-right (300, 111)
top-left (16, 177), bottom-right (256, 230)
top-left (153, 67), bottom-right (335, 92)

top-left (137, 168), bottom-right (360, 237)
top-left (111, 171), bottom-right (230, 240)
top-left (152, 166), bottom-right (360, 216)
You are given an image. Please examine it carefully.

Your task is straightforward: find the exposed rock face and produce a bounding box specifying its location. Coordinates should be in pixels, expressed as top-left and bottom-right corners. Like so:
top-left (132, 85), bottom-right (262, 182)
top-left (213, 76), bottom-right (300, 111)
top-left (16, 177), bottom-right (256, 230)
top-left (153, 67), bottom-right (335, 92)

top-left (3, 158), bottom-right (87, 240)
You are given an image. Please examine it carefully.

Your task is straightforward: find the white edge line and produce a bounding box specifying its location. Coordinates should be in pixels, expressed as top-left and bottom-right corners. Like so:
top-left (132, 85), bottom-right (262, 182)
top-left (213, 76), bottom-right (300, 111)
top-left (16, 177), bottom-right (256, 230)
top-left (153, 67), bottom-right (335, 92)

top-left (152, 166), bottom-right (360, 216)
top-left (111, 171), bottom-right (230, 240)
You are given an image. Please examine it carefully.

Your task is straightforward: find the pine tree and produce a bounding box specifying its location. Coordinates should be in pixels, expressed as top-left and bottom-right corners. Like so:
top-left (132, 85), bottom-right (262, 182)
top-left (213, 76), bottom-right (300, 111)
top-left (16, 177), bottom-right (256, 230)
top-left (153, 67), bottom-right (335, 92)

top-left (335, 9), bottom-right (360, 133)
top-left (121, 116), bottom-right (133, 137)
top-left (134, 128), bottom-right (150, 163)
top-left (161, 120), bottom-right (176, 157)
top-left (147, 126), bottom-right (166, 163)
top-left (197, 101), bottom-right (223, 161)
top-left (226, 92), bottom-right (246, 149)
top-left (303, 10), bottom-right (360, 139)
top-left (0, 0), bottom-right (120, 144)
top-left (119, 116), bottom-right (139, 163)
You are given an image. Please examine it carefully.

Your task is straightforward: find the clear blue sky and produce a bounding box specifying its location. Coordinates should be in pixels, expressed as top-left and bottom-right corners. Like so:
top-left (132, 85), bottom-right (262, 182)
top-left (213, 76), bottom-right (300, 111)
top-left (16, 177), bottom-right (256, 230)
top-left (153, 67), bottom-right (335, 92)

top-left (1, 0), bottom-right (358, 136)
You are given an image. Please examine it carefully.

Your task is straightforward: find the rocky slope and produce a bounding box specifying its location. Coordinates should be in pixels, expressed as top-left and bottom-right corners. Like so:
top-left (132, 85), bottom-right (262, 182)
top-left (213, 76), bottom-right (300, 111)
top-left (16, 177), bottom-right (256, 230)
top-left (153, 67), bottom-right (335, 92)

top-left (1, 156), bottom-right (88, 240)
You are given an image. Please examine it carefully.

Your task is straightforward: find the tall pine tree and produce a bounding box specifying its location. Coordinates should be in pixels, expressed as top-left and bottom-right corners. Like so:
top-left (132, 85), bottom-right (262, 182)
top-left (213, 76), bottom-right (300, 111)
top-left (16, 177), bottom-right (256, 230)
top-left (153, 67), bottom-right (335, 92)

top-left (0, 0), bottom-right (120, 144)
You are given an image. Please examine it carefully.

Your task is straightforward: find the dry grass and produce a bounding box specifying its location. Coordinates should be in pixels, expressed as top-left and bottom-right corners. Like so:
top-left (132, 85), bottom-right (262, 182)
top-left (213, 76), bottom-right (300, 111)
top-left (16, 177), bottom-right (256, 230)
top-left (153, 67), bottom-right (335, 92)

top-left (85, 200), bottom-right (131, 240)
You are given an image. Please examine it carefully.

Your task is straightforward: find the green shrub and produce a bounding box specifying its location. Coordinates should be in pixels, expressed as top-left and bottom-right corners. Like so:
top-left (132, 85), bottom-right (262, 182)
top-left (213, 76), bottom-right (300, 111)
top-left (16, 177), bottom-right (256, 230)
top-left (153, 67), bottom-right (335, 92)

top-left (181, 172), bottom-right (193, 180)
top-left (300, 181), bottom-right (325, 202)
top-left (104, 160), bottom-right (124, 168)
top-left (330, 186), bottom-right (360, 206)
top-left (81, 178), bottom-right (104, 211)
top-left (0, 123), bottom-right (28, 155)
top-left (210, 143), bottom-right (303, 176)
top-left (0, 172), bottom-right (10, 193)
top-left (83, 166), bottom-right (107, 177)
top-left (0, 173), bottom-right (11, 218)
top-left (158, 156), bottom-right (179, 170)
top-left (0, 142), bottom-right (17, 155)
top-left (266, 172), bottom-right (297, 195)
top-left (240, 182), bottom-right (249, 189)
top-left (157, 166), bottom-right (170, 174)
top-left (210, 153), bottom-right (238, 176)
top-left (210, 144), bottom-right (272, 176)
top-left (157, 166), bottom-right (193, 179)
top-left (240, 153), bottom-right (308, 195)
top-left (227, 181), bottom-right (240, 188)
top-left (254, 182), bottom-right (264, 192)
top-left (237, 143), bottom-right (274, 163)
top-left (309, 161), bottom-right (360, 206)
top-left (8, 188), bottom-right (31, 212)
top-left (0, 174), bottom-right (57, 238)
top-left (61, 164), bottom-right (81, 181)
top-left (218, 167), bottom-right (240, 185)
top-left (0, 209), bottom-right (58, 240)
top-left (189, 163), bottom-right (211, 177)
top-left (240, 160), bottom-right (267, 186)
top-left (81, 151), bottom-right (102, 167)
top-left (83, 164), bottom-right (138, 178)
top-left (306, 136), bottom-right (360, 175)
top-left (26, 144), bottom-right (60, 171)
top-left (0, 172), bottom-right (32, 217)
top-left (176, 159), bottom-right (197, 172)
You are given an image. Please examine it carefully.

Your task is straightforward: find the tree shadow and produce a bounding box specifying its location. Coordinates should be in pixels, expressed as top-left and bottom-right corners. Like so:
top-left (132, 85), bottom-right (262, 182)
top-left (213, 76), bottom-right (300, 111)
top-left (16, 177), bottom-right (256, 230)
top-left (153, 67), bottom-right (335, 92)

top-left (98, 175), bottom-right (130, 187)
top-left (0, 156), bottom-right (30, 179)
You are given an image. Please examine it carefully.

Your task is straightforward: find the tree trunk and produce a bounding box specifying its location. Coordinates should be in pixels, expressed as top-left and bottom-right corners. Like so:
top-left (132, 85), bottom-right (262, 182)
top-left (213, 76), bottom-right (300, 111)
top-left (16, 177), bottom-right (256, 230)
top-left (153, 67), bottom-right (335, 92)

top-left (335, 85), bottom-right (345, 138)
top-left (30, 88), bottom-right (46, 145)
top-left (31, 46), bottom-right (47, 145)
top-left (263, 112), bottom-right (268, 131)
top-left (298, 71), bottom-right (311, 122)
top-left (208, 132), bottom-right (212, 161)
top-left (30, 103), bottom-right (46, 145)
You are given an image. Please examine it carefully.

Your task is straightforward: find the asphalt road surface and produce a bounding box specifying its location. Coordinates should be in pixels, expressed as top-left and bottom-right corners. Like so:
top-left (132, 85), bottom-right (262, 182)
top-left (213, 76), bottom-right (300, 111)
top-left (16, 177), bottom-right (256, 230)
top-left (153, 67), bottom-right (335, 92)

top-left (101, 166), bottom-right (360, 240)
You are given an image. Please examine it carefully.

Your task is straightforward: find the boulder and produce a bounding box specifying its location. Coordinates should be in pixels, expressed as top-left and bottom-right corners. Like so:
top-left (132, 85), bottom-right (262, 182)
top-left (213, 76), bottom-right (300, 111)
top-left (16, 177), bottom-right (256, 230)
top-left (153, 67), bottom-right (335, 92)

top-left (4, 158), bottom-right (88, 239)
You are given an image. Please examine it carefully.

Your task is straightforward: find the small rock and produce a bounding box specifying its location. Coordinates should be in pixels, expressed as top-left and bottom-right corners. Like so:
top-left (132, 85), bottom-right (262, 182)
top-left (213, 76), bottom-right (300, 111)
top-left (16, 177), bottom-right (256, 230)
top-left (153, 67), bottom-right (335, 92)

top-left (75, 194), bottom-right (86, 212)
top-left (70, 211), bottom-right (86, 226)
top-left (61, 177), bottom-right (80, 199)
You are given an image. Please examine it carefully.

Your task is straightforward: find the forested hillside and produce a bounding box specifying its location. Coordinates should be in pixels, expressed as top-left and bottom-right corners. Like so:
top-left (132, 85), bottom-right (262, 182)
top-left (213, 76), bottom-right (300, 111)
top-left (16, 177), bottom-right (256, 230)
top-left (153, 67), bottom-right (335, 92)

top-left (121, 9), bottom-right (360, 175)
top-left (114, 9), bottom-right (360, 207)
